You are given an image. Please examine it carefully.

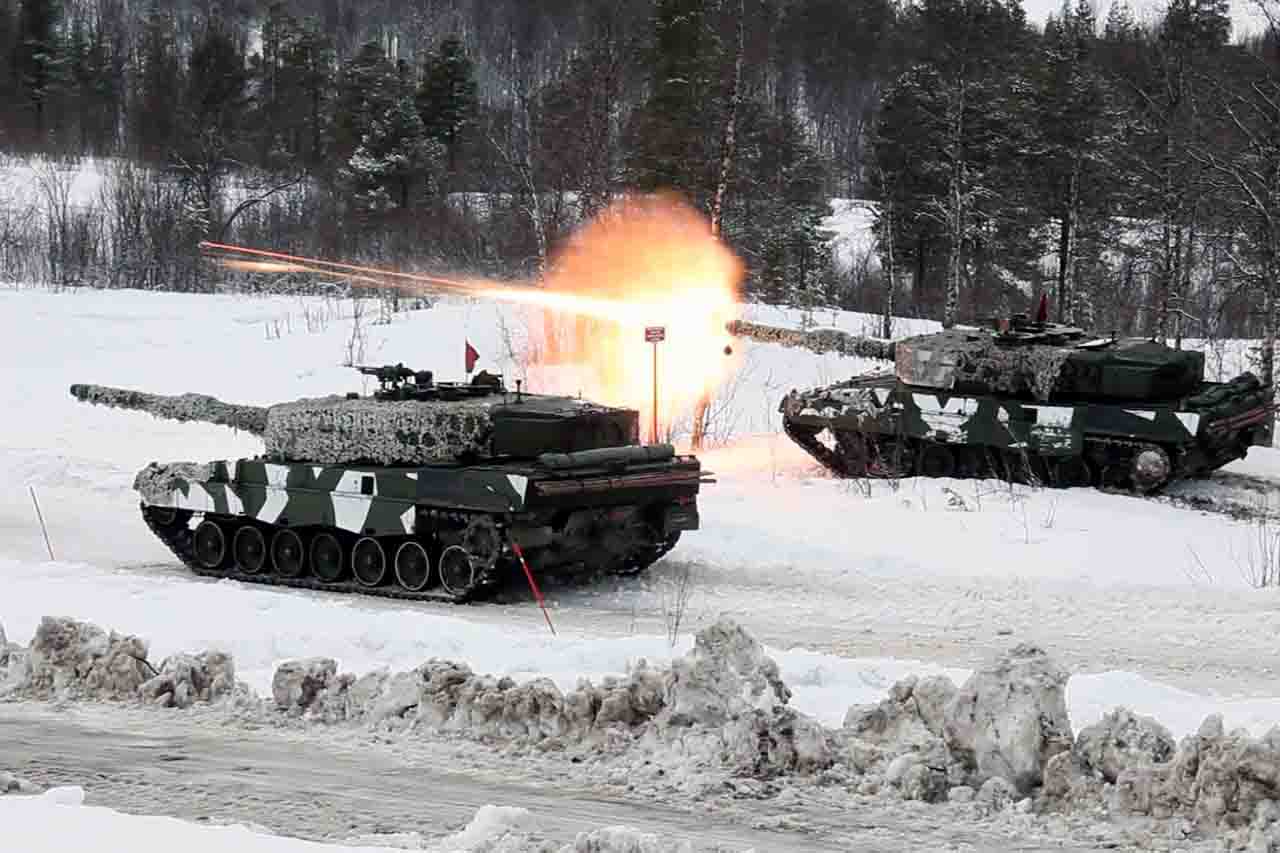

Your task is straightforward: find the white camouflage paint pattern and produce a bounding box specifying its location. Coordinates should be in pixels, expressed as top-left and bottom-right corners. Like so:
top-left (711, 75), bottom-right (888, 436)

top-left (912, 394), bottom-right (977, 440)
top-left (332, 494), bottom-right (373, 534)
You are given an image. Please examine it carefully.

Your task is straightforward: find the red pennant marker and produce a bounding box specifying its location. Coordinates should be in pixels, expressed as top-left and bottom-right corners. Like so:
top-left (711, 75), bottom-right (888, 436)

top-left (465, 340), bottom-right (479, 373)
top-left (512, 541), bottom-right (556, 635)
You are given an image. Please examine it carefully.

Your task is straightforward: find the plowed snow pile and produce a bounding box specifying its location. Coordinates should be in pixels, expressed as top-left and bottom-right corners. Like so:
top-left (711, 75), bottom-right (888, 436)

top-left (8, 614), bottom-right (1280, 848)
top-left (268, 617), bottom-right (832, 782)
top-left (0, 615), bottom-right (245, 708)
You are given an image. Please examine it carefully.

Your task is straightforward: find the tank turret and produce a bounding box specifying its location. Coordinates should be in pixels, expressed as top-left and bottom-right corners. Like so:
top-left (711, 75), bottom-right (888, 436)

top-left (70, 366), bottom-right (704, 603)
top-left (728, 313), bottom-right (1276, 493)
top-left (71, 365), bottom-right (640, 467)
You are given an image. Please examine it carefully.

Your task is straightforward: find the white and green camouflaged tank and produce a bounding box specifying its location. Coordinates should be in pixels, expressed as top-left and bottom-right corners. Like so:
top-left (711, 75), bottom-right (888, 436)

top-left (728, 316), bottom-right (1276, 493)
top-left (70, 366), bottom-right (705, 603)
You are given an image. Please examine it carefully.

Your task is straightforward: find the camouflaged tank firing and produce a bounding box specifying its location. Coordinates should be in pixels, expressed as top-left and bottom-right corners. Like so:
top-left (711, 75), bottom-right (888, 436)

top-left (728, 312), bottom-right (1277, 493)
top-left (69, 365), bottom-right (705, 603)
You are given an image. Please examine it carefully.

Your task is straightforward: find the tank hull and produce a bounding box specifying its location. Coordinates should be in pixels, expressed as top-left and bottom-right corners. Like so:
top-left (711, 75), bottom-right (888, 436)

top-left (781, 374), bottom-right (1275, 492)
top-left (135, 445), bottom-right (702, 603)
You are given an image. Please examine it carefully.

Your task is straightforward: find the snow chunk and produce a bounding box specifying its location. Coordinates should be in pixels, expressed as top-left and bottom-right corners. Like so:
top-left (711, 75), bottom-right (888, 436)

top-left (139, 650), bottom-right (237, 708)
top-left (271, 657), bottom-right (338, 714)
top-left (25, 616), bottom-right (151, 700)
top-left (943, 643), bottom-right (1073, 795)
top-left (562, 825), bottom-right (692, 852)
top-left (843, 674), bottom-right (956, 748)
top-left (661, 617), bottom-right (790, 727)
top-left (427, 804), bottom-right (534, 851)
top-left (655, 618), bottom-right (833, 777)
top-left (40, 786), bottom-right (86, 806)
top-left (1075, 707), bottom-right (1176, 783)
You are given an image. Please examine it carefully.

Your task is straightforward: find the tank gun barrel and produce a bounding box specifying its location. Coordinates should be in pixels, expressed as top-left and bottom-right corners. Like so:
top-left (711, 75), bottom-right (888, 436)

top-left (725, 319), bottom-right (896, 361)
top-left (69, 384), bottom-right (269, 435)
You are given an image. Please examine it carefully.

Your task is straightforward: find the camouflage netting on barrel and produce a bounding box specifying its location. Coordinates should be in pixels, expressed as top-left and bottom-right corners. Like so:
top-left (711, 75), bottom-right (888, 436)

top-left (69, 384), bottom-right (268, 435)
top-left (262, 396), bottom-right (495, 466)
top-left (726, 320), bottom-right (896, 361)
top-left (895, 333), bottom-right (1072, 401)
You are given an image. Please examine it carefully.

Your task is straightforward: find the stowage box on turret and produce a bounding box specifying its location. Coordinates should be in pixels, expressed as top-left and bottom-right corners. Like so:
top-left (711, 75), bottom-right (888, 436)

top-left (71, 366), bottom-right (705, 602)
top-left (728, 315), bottom-right (1276, 493)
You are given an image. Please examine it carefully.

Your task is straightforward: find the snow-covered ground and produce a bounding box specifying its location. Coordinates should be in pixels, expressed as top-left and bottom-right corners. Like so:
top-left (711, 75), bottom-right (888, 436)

top-left (3, 285), bottom-right (1280, 743)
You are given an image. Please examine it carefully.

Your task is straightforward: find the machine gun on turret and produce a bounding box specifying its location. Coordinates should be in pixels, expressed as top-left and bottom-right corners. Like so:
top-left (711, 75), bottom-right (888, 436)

top-left (353, 363), bottom-right (505, 401)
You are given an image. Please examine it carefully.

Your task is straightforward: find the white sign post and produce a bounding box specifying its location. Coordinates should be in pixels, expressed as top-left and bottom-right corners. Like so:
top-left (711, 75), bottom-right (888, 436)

top-left (644, 326), bottom-right (666, 444)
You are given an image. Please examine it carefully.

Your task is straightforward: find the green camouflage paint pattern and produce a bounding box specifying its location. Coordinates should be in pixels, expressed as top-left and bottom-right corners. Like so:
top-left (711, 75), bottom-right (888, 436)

top-left (136, 459), bottom-right (530, 537)
top-left (781, 374), bottom-right (1231, 457)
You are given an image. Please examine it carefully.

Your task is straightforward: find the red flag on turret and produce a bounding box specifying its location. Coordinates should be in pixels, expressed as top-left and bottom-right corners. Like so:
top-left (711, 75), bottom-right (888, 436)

top-left (465, 340), bottom-right (479, 373)
top-left (1035, 293), bottom-right (1049, 324)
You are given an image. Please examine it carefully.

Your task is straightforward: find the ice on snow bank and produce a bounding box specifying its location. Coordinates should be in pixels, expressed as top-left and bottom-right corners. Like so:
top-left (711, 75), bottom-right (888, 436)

top-left (271, 618), bottom-right (833, 780)
top-left (1, 789), bottom-right (712, 853)
top-left (0, 616), bottom-right (240, 707)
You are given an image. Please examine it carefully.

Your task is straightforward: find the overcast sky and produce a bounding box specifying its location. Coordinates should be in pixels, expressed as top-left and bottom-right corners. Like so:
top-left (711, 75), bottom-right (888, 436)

top-left (1019, 0), bottom-right (1272, 37)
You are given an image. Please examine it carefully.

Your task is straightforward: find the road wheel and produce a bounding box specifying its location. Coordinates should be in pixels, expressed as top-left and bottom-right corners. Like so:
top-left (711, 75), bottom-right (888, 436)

top-left (271, 529), bottom-right (306, 577)
top-left (1130, 444), bottom-right (1173, 493)
top-left (394, 541), bottom-right (433, 591)
top-left (193, 520), bottom-right (227, 569)
top-left (439, 545), bottom-right (477, 600)
top-left (233, 525), bottom-right (267, 574)
top-left (310, 532), bottom-right (346, 582)
top-left (352, 537), bottom-right (387, 587)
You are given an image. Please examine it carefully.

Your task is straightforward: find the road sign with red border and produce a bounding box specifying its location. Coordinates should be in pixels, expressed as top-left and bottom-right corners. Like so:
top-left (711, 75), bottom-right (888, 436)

top-left (645, 326), bottom-right (666, 343)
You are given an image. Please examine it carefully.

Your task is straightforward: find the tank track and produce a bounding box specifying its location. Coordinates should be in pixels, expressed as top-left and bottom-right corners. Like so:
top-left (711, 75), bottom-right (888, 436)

top-left (783, 421), bottom-right (1191, 493)
top-left (140, 504), bottom-right (678, 604)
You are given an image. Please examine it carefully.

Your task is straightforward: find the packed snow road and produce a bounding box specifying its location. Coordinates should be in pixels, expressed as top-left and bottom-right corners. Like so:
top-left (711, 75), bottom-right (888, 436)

top-left (0, 702), bottom-right (1105, 852)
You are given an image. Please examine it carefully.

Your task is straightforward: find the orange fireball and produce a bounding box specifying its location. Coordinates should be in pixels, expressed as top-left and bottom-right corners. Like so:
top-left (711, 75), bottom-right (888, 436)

top-left (518, 193), bottom-right (744, 441)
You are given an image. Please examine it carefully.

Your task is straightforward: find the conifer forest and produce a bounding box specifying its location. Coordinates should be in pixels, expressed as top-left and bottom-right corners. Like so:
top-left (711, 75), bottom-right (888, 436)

top-left (1, 0), bottom-right (1278, 353)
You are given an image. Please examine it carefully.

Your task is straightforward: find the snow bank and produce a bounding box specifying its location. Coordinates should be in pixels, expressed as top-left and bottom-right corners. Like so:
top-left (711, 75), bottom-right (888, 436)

top-left (270, 618), bottom-right (832, 781)
top-left (0, 790), bottom-right (705, 853)
top-left (0, 616), bottom-right (241, 707)
top-left (14, 611), bottom-right (1280, 847)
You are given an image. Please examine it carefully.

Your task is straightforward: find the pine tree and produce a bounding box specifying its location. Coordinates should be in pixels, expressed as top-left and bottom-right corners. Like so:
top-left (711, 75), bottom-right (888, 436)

top-left (624, 0), bottom-right (723, 206)
top-left (725, 104), bottom-right (833, 306)
top-left (133, 4), bottom-right (182, 163)
top-left (416, 36), bottom-right (476, 172)
top-left (250, 6), bottom-right (335, 172)
top-left (179, 20), bottom-right (251, 235)
top-left (870, 0), bottom-right (1036, 327)
top-left (286, 21), bottom-right (336, 172)
top-left (1122, 0), bottom-right (1231, 340)
top-left (335, 43), bottom-right (442, 211)
top-left (1034, 0), bottom-right (1122, 324)
top-left (1193, 16), bottom-right (1280, 390)
top-left (13, 0), bottom-right (65, 145)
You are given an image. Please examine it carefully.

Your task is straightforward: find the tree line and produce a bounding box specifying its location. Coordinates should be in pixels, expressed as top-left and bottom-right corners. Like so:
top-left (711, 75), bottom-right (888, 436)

top-left (0, 0), bottom-right (1278, 370)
